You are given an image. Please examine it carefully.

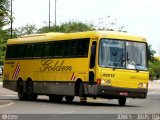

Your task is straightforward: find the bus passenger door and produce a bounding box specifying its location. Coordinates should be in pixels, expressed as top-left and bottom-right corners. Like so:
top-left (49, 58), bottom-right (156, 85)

top-left (88, 41), bottom-right (97, 94)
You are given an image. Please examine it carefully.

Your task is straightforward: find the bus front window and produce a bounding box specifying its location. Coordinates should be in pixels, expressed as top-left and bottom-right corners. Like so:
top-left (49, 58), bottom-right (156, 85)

top-left (99, 39), bottom-right (125, 68)
top-left (126, 42), bottom-right (147, 70)
top-left (99, 39), bottom-right (147, 70)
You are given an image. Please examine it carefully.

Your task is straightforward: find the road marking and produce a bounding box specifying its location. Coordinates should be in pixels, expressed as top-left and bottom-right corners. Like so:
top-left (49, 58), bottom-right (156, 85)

top-left (126, 100), bottom-right (130, 103)
top-left (0, 101), bottom-right (14, 108)
top-left (60, 111), bottom-right (76, 114)
top-left (0, 94), bottom-right (17, 97)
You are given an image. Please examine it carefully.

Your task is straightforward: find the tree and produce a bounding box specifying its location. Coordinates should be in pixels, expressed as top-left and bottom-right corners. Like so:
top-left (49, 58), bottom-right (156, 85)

top-left (14, 24), bottom-right (37, 37)
top-left (0, 0), bottom-right (10, 63)
top-left (94, 16), bottom-right (126, 32)
top-left (147, 44), bottom-right (160, 80)
top-left (0, 0), bottom-right (10, 29)
top-left (149, 61), bottom-right (160, 80)
top-left (58, 21), bottom-right (95, 33)
top-left (38, 21), bottom-right (95, 33)
top-left (148, 44), bottom-right (157, 62)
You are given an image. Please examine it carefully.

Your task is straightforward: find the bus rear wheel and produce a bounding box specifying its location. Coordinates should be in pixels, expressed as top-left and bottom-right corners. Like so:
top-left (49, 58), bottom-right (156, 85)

top-left (118, 97), bottom-right (126, 106)
top-left (26, 81), bottom-right (37, 101)
top-left (49, 95), bottom-right (63, 103)
top-left (65, 96), bottom-right (74, 103)
top-left (17, 81), bottom-right (27, 100)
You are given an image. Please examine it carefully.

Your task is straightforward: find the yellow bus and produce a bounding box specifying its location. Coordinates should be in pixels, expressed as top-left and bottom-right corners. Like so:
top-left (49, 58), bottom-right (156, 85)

top-left (3, 31), bottom-right (149, 106)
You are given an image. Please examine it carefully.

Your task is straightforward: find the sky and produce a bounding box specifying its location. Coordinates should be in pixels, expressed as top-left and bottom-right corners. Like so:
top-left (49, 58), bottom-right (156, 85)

top-left (12, 0), bottom-right (160, 55)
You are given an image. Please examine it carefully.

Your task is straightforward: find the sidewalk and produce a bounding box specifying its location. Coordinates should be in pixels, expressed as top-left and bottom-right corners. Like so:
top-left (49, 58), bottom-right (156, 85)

top-left (148, 80), bottom-right (160, 89)
top-left (0, 76), bottom-right (2, 86)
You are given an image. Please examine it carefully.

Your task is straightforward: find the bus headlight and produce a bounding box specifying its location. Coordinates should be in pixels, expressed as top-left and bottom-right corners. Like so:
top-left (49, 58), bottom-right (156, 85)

top-left (101, 79), bottom-right (111, 86)
top-left (139, 83), bottom-right (147, 88)
top-left (143, 83), bottom-right (147, 88)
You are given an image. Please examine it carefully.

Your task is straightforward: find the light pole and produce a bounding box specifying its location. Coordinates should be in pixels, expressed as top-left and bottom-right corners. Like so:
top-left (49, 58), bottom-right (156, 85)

top-left (49, 0), bottom-right (51, 31)
top-left (11, 0), bottom-right (13, 38)
top-left (55, 0), bottom-right (57, 26)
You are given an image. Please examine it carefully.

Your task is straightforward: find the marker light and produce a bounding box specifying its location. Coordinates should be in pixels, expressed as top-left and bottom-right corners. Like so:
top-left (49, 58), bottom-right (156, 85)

top-left (97, 79), bottom-right (101, 85)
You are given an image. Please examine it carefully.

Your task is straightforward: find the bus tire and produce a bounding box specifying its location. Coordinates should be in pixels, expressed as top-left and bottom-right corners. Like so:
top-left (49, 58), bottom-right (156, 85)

top-left (17, 81), bottom-right (27, 100)
top-left (26, 80), bottom-right (37, 101)
top-left (65, 96), bottom-right (74, 103)
top-left (49, 95), bottom-right (55, 102)
top-left (118, 97), bottom-right (126, 106)
top-left (79, 82), bottom-right (84, 97)
top-left (49, 95), bottom-right (63, 103)
top-left (79, 82), bottom-right (87, 103)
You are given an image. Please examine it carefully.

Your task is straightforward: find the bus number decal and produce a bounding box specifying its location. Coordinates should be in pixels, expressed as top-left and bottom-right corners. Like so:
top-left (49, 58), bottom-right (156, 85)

top-left (103, 73), bottom-right (115, 77)
top-left (40, 60), bottom-right (72, 72)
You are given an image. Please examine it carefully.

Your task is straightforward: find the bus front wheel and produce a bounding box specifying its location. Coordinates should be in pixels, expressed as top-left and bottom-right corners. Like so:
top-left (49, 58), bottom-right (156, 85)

top-left (79, 82), bottom-right (87, 103)
top-left (118, 97), bottom-right (126, 106)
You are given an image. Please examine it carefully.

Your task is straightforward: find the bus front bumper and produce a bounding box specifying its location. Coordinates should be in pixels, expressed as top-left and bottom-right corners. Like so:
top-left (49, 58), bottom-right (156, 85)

top-left (92, 85), bottom-right (148, 99)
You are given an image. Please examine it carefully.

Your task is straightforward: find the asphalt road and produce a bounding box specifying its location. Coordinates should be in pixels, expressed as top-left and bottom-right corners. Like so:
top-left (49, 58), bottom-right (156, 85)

top-left (0, 81), bottom-right (160, 120)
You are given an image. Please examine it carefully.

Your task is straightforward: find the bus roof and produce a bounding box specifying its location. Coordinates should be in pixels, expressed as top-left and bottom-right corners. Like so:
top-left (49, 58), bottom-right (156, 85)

top-left (7, 31), bottom-right (147, 45)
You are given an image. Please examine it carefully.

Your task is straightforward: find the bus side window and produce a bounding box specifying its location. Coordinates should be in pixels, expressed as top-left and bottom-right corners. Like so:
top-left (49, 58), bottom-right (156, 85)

top-left (43, 42), bottom-right (53, 58)
top-left (66, 40), bottom-right (78, 57)
top-left (54, 41), bottom-right (66, 57)
top-left (16, 44), bottom-right (24, 59)
top-left (90, 41), bottom-right (97, 68)
top-left (6, 45), bottom-right (14, 59)
top-left (24, 44), bottom-right (33, 58)
top-left (33, 43), bottom-right (43, 58)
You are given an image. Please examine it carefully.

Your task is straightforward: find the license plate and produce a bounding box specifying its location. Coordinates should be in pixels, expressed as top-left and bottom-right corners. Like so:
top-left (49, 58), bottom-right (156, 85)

top-left (119, 92), bottom-right (128, 96)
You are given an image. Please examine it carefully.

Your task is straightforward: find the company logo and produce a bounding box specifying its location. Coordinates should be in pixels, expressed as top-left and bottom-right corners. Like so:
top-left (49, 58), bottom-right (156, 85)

top-left (40, 60), bottom-right (72, 72)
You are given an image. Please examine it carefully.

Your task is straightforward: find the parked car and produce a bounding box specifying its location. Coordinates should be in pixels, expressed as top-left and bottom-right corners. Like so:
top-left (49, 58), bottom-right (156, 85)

top-left (0, 66), bottom-right (3, 75)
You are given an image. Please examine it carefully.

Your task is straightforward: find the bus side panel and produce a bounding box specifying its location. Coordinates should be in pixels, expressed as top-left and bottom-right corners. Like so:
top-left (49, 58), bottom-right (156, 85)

top-left (3, 80), bottom-right (17, 92)
top-left (3, 58), bottom-right (90, 96)
top-left (32, 58), bottom-right (89, 95)
top-left (34, 81), bottom-right (75, 95)
top-left (3, 61), bottom-right (17, 92)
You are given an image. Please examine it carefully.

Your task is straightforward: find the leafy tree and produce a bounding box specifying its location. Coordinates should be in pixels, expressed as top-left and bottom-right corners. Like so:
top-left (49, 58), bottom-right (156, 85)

top-left (149, 61), bottom-right (160, 80)
top-left (147, 44), bottom-right (160, 80)
top-left (148, 44), bottom-right (157, 62)
top-left (94, 16), bottom-right (126, 32)
top-left (0, 0), bottom-right (10, 63)
top-left (14, 24), bottom-right (37, 37)
top-left (38, 21), bottom-right (95, 33)
top-left (0, 0), bottom-right (10, 29)
top-left (59, 21), bottom-right (95, 33)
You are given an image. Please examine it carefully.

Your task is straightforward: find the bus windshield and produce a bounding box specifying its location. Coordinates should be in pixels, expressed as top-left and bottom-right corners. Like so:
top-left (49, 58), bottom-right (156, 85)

top-left (99, 39), bottom-right (147, 70)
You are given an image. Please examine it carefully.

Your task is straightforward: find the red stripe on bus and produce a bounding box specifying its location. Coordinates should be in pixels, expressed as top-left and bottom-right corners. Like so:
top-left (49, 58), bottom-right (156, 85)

top-left (71, 72), bottom-right (74, 80)
top-left (12, 63), bottom-right (20, 80)
top-left (14, 64), bottom-right (20, 79)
